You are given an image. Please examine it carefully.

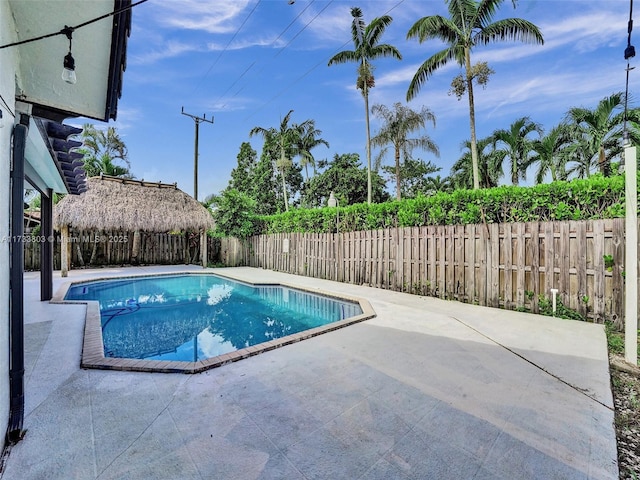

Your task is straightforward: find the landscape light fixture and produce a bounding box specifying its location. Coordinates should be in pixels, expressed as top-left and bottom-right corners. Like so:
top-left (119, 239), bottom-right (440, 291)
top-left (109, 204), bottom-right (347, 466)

top-left (61, 26), bottom-right (76, 84)
top-left (327, 192), bottom-right (340, 232)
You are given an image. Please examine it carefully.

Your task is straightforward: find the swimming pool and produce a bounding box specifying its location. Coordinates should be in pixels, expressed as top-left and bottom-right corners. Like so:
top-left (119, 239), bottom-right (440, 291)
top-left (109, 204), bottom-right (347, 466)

top-left (60, 272), bottom-right (375, 373)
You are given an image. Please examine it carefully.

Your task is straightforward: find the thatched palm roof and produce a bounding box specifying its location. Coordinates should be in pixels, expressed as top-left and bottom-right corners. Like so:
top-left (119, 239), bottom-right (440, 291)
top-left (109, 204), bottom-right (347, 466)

top-left (53, 175), bottom-right (214, 232)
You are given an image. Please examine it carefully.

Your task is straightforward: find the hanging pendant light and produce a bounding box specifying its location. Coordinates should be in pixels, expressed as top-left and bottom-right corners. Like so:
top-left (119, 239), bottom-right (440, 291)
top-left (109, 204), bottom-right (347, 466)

top-left (61, 26), bottom-right (76, 84)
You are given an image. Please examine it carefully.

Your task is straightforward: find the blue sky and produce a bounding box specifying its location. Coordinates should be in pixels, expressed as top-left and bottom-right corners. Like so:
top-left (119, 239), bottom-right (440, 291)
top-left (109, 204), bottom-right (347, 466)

top-left (96, 0), bottom-right (637, 199)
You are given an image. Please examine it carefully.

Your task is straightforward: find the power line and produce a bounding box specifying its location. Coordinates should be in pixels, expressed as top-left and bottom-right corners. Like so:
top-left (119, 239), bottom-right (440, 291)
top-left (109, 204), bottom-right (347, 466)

top-left (0, 93), bottom-right (16, 118)
top-left (623, 0), bottom-right (635, 143)
top-left (191, 0), bottom-right (262, 95)
top-left (214, 0), bottom-right (316, 108)
top-left (274, 1), bottom-right (332, 58)
top-left (0, 0), bottom-right (148, 50)
top-left (217, 61), bottom-right (257, 104)
top-left (272, 0), bottom-right (316, 46)
top-left (231, 0), bottom-right (336, 108)
top-left (242, 0), bottom-right (404, 122)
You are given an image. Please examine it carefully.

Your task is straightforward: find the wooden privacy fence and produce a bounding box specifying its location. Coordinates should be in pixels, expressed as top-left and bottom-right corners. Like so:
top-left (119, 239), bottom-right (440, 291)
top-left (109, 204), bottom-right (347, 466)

top-left (24, 229), bottom-right (220, 270)
top-left (219, 218), bottom-right (637, 323)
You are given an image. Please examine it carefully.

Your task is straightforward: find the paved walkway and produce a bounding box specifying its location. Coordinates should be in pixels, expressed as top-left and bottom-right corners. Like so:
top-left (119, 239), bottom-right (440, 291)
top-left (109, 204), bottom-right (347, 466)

top-left (1, 266), bottom-right (618, 479)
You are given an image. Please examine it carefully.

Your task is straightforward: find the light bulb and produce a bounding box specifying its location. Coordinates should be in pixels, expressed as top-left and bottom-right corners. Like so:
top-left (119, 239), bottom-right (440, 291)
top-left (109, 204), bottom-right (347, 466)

top-left (62, 53), bottom-right (76, 84)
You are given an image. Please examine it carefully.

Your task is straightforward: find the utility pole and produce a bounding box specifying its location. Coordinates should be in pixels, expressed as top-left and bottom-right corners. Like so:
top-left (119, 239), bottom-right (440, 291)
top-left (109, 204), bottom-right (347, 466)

top-left (181, 107), bottom-right (213, 201)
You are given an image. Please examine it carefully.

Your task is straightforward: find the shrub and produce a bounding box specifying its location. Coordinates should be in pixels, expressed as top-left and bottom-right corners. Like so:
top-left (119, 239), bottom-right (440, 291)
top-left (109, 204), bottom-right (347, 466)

top-left (254, 174), bottom-right (633, 235)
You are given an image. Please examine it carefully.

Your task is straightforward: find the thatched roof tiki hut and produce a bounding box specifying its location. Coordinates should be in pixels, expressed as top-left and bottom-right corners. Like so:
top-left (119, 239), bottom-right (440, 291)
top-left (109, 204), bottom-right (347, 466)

top-left (53, 175), bottom-right (215, 276)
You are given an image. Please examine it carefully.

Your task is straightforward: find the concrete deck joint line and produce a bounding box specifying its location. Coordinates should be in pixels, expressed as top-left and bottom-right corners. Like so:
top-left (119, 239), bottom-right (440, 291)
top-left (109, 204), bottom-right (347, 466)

top-left (450, 314), bottom-right (614, 411)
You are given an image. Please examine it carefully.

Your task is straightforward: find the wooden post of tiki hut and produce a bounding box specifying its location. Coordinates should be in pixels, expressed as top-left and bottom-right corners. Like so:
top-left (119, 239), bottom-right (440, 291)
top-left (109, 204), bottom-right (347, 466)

top-left (201, 229), bottom-right (208, 268)
top-left (60, 225), bottom-right (69, 277)
top-left (53, 175), bottom-right (215, 272)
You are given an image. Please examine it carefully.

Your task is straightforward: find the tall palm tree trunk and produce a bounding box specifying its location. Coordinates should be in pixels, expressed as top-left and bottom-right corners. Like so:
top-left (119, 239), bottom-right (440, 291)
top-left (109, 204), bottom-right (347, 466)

top-left (364, 80), bottom-right (372, 204)
top-left (511, 165), bottom-right (519, 185)
top-left (280, 166), bottom-right (289, 212)
top-left (598, 146), bottom-right (609, 176)
top-left (278, 145), bottom-right (289, 212)
top-left (465, 47), bottom-right (480, 190)
top-left (395, 147), bottom-right (401, 201)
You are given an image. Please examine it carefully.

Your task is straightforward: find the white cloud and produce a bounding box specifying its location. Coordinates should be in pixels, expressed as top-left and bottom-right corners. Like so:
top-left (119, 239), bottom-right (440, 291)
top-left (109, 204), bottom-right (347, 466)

top-left (130, 39), bottom-right (205, 65)
top-left (301, 4), bottom-right (352, 43)
top-left (207, 95), bottom-right (252, 113)
top-left (112, 107), bottom-right (143, 132)
top-left (539, 10), bottom-right (625, 52)
top-left (151, 0), bottom-right (253, 34)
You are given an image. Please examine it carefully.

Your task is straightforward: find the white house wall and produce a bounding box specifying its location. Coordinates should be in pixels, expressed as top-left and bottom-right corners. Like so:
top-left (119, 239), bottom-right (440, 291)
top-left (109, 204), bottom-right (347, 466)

top-left (0, 0), bottom-right (19, 445)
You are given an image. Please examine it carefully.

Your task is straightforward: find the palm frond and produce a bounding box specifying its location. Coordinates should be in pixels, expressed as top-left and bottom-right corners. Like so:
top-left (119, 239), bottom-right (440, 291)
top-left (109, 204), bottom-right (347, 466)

top-left (327, 50), bottom-right (358, 66)
top-left (477, 18), bottom-right (544, 45)
top-left (406, 48), bottom-right (456, 101)
top-left (407, 15), bottom-right (460, 44)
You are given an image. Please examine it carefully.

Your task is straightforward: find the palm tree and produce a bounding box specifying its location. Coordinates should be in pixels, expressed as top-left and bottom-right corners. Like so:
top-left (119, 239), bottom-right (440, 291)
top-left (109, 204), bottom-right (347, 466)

top-left (492, 116), bottom-right (542, 185)
top-left (86, 154), bottom-right (131, 178)
top-left (423, 174), bottom-right (452, 195)
top-left (297, 120), bottom-right (329, 180)
top-left (371, 102), bottom-right (440, 200)
top-left (527, 124), bottom-right (573, 183)
top-left (564, 92), bottom-right (640, 177)
top-left (406, 0), bottom-right (543, 190)
top-left (450, 136), bottom-right (503, 189)
top-left (249, 110), bottom-right (306, 212)
top-left (328, 6), bottom-right (402, 204)
top-left (79, 124), bottom-right (132, 178)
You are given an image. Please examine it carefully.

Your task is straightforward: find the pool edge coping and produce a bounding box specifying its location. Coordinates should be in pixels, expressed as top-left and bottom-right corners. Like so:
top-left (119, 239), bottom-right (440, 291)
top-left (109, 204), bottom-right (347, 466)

top-left (51, 270), bottom-right (377, 374)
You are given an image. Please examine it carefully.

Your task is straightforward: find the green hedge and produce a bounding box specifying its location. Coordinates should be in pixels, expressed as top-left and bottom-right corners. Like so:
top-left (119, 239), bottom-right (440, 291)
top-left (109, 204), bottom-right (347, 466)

top-left (259, 174), bottom-right (636, 235)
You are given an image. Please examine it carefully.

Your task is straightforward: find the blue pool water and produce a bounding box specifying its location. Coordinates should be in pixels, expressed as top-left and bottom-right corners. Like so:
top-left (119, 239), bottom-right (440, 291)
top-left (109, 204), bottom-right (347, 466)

top-left (65, 274), bottom-right (362, 362)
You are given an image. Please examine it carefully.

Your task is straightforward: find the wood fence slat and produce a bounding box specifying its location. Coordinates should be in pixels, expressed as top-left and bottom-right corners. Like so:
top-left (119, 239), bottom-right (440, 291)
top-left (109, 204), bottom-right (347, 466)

top-left (428, 227), bottom-right (437, 296)
top-left (356, 230), bottom-right (363, 285)
top-left (611, 218), bottom-right (624, 325)
top-left (515, 223), bottom-right (526, 309)
top-left (478, 224), bottom-right (488, 306)
top-left (593, 220), bottom-right (605, 321)
top-left (454, 224), bottom-right (464, 301)
top-left (371, 229), bottom-right (377, 286)
top-left (503, 223), bottom-right (513, 310)
top-left (375, 229), bottom-right (382, 288)
top-left (411, 226), bottom-right (419, 294)
top-left (576, 221), bottom-right (587, 319)
top-left (365, 229), bottom-right (372, 286)
top-left (544, 222), bottom-right (555, 297)
top-left (489, 223), bottom-right (500, 307)
top-left (467, 224), bottom-right (476, 304)
top-left (438, 226), bottom-right (446, 298)
top-left (446, 226), bottom-right (454, 298)
top-left (559, 221), bottom-right (570, 306)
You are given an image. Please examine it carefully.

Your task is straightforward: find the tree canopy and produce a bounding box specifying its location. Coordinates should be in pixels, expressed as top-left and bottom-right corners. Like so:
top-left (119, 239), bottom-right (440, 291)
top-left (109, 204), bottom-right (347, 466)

top-left (78, 124), bottom-right (133, 178)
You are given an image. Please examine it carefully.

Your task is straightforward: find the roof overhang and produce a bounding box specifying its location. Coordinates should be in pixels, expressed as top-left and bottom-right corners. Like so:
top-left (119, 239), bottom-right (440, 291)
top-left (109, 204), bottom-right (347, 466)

top-left (9, 0), bottom-right (130, 122)
top-left (23, 115), bottom-right (68, 195)
top-left (19, 106), bottom-right (87, 196)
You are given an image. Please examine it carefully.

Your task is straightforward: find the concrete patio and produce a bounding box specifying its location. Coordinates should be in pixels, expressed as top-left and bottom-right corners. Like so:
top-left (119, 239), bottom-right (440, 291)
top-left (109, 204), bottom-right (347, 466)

top-left (1, 266), bottom-right (618, 479)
